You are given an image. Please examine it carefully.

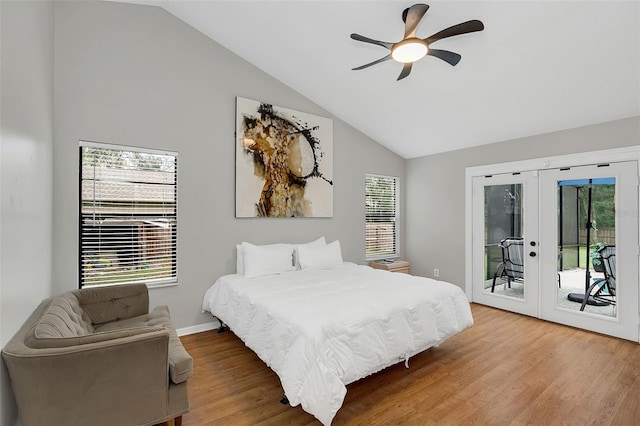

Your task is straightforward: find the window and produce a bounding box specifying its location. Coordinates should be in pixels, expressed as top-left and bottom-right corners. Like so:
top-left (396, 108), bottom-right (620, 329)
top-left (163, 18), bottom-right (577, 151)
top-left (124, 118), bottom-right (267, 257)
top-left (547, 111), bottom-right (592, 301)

top-left (79, 142), bottom-right (178, 287)
top-left (365, 174), bottom-right (399, 260)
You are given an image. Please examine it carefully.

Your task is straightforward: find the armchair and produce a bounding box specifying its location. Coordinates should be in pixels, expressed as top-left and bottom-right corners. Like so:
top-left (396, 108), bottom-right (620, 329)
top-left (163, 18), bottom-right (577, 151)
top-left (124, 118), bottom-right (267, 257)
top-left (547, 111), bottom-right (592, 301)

top-left (2, 283), bottom-right (192, 426)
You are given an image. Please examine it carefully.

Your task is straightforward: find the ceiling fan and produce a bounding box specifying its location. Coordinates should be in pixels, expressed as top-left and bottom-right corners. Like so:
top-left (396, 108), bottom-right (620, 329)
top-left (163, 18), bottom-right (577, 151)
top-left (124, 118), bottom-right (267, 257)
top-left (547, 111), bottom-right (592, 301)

top-left (350, 3), bottom-right (484, 80)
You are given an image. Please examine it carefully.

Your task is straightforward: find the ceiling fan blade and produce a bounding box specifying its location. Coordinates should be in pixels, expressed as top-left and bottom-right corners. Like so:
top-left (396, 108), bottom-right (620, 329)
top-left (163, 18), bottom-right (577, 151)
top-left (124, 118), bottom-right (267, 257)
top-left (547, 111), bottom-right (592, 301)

top-left (397, 63), bottom-right (412, 81)
top-left (352, 54), bottom-right (392, 71)
top-left (350, 33), bottom-right (393, 50)
top-left (424, 19), bottom-right (484, 45)
top-left (403, 3), bottom-right (429, 39)
top-left (427, 48), bottom-right (462, 66)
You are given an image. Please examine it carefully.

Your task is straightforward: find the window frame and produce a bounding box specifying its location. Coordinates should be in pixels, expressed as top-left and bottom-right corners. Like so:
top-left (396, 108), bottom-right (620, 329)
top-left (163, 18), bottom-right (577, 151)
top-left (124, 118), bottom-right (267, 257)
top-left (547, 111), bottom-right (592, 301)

top-left (365, 173), bottom-right (400, 261)
top-left (78, 141), bottom-right (178, 288)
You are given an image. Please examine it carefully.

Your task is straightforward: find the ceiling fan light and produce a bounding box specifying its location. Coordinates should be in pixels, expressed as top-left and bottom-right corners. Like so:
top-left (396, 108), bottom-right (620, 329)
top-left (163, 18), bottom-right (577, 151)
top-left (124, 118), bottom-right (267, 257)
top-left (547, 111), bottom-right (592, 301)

top-left (391, 39), bottom-right (428, 63)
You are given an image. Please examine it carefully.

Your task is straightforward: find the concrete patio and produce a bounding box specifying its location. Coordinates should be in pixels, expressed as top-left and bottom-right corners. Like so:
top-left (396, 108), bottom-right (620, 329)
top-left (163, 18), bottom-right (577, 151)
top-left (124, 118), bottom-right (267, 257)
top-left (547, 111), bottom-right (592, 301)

top-left (487, 268), bottom-right (616, 318)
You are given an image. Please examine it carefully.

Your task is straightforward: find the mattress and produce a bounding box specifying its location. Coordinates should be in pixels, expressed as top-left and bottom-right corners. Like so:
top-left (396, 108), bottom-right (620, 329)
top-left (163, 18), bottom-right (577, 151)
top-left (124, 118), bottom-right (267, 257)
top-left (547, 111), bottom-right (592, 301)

top-left (202, 262), bottom-right (473, 425)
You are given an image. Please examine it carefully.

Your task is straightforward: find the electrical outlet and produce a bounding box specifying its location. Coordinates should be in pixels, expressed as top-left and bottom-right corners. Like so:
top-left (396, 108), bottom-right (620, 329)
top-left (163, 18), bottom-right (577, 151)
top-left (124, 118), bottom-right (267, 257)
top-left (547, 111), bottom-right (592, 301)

top-left (434, 268), bottom-right (440, 277)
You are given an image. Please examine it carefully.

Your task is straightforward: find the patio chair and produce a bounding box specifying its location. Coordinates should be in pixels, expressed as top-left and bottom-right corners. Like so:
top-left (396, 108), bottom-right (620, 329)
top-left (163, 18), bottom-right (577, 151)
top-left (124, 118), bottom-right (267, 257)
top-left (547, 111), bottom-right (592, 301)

top-left (580, 245), bottom-right (616, 311)
top-left (491, 237), bottom-right (524, 293)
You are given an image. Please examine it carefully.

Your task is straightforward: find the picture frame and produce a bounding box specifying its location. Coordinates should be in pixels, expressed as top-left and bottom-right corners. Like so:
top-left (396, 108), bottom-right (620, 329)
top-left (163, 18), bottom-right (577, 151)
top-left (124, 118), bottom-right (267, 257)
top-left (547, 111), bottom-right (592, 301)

top-left (235, 97), bottom-right (333, 218)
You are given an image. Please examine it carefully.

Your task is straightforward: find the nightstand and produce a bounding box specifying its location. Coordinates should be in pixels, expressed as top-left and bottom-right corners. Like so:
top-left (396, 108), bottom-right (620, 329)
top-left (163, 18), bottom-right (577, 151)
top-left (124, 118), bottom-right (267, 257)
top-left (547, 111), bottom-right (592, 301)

top-left (369, 260), bottom-right (411, 274)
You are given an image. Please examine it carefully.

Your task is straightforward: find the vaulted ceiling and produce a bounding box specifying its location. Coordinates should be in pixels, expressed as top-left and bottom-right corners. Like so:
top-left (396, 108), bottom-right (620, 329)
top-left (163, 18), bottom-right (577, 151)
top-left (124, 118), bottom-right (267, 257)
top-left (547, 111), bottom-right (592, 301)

top-left (126, 1), bottom-right (640, 159)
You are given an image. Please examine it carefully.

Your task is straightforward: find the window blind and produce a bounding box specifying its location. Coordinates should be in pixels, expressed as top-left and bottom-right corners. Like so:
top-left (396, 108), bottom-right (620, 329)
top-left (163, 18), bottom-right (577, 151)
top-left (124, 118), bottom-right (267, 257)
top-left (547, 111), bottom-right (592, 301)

top-left (79, 142), bottom-right (178, 287)
top-left (365, 174), bottom-right (399, 260)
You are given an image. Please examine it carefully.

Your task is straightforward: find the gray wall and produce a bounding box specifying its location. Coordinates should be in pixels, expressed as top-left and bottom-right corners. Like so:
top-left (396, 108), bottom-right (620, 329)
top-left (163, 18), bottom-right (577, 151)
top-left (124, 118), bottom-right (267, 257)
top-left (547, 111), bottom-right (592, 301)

top-left (405, 117), bottom-right (639, 285)
top-left (51, 1), bottom-right (405, 330)
top-left (3, 1), bottom-right (636, 424)
top-left (1, 1), bottom-right (55, 424)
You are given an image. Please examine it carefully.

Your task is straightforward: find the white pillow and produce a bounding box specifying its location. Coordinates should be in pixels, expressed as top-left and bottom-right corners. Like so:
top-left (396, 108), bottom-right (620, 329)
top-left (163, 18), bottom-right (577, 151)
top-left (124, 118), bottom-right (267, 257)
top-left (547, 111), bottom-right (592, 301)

top-left (242, 242), bottom-right (295, 278)
top-left (297, 240), bottom-right (343, 270)
top-left (238, 242), bottom-right (294, 275)
top-left (293, 237), bottom-right (326, 269)
top-left (236, 244), bottom-right (245, 274)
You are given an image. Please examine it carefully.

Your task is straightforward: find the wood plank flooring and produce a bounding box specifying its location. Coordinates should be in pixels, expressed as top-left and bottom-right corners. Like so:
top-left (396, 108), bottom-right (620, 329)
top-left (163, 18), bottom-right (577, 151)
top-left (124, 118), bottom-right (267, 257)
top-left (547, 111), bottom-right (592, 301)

top-left (178, 304), bottom-right (640, 425)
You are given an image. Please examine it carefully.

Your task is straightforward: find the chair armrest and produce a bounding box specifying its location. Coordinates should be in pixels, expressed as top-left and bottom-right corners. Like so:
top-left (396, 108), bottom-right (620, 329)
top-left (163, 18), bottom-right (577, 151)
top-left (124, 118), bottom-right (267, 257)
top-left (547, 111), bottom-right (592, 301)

top-left (3, 329), bottom-right (171, 426)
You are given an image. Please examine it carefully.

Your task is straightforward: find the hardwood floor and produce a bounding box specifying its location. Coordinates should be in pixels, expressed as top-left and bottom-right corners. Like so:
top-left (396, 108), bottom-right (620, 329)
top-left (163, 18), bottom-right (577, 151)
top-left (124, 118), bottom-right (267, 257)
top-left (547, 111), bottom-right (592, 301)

top-left (179, 304), bottom-right (640, 425)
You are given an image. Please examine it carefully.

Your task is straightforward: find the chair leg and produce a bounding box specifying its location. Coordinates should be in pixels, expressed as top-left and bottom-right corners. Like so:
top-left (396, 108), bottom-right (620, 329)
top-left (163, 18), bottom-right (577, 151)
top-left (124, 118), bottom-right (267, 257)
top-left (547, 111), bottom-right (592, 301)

top-left (491, 264), bottom-right (504, 293)
top-left (152, 416), bottom-right (182, 426)
top-left (491, 272), bottom-right (499, 293)
top-left (580, 280), bottom-right (602, 311)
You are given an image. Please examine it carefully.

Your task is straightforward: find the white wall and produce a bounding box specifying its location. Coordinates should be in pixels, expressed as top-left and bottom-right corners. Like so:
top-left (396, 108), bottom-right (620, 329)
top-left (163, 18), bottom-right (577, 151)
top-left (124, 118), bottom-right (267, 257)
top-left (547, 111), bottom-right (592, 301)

top-left (51, 1), bottom-right (405, 330)
top-left (405, 117), bottom-right (640, 285)
top-left (1, 1), bottom-right (55, 424)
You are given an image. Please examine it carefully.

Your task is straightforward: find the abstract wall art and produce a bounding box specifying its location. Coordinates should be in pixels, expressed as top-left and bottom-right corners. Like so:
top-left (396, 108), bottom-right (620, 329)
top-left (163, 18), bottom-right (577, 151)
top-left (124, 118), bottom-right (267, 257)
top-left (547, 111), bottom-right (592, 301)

top-left (235, 97), bottom-right (333, 217)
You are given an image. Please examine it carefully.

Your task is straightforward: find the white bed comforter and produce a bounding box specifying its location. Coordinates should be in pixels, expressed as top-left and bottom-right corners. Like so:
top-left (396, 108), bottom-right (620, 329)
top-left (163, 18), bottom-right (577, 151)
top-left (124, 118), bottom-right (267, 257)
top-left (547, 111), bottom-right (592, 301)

top-left (202, 263), bottom-right (473, 425)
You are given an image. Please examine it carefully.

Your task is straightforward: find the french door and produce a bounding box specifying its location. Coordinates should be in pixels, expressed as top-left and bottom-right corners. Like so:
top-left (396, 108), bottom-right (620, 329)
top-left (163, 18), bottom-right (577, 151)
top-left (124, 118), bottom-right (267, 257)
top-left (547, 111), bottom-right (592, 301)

top-left (471, 160), bottom-right (639, 341)
top-left (472, 171), bottom-right (539, 317)
top-left (539, 162), bottom-right (638, 341)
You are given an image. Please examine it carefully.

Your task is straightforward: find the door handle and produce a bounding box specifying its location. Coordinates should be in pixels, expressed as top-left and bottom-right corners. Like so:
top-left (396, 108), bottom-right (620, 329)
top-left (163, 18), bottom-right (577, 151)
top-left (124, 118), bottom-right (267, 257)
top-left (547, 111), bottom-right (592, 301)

top-left (529, 251), bottom-right (537, 257)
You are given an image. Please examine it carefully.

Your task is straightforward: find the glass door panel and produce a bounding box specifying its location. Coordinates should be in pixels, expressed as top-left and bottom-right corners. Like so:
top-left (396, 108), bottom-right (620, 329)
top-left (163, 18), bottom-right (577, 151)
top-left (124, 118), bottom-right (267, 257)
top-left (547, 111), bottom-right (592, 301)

top-left (483, 183), bottom-right (524, 299)
top-left (472, 172), bottom-right (538, 317)
top-left (539, 162), bottom-right (638, 341)
top-left (556, 177), bottom-right (616, 319)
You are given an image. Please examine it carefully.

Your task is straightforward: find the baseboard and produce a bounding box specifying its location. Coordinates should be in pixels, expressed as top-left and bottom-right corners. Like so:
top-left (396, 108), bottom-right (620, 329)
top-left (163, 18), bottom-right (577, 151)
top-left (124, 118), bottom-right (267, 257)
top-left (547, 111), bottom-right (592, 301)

top-left (177, 320), bottom-right (220, 337)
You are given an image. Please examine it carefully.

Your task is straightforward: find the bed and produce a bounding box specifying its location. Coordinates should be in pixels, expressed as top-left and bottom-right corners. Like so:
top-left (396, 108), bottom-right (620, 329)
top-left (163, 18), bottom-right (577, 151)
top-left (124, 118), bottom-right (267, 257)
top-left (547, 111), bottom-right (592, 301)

top-left (201, 241), bottom-right (473, 425)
